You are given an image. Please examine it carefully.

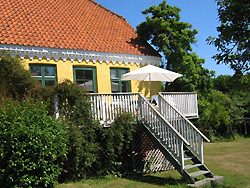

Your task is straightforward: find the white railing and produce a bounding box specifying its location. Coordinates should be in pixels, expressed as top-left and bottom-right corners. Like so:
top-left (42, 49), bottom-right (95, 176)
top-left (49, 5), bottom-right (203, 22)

top-left (159, 92), bottom-right (198, 119)
top-left (138, 94), bottom-right (189, 169)
top-left (158, 93), bottom-right (210, 163)
top-left (89, 93), bottom-right (140, 125)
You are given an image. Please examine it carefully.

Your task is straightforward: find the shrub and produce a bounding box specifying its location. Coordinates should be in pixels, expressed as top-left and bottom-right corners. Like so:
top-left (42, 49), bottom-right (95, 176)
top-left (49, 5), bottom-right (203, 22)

top-left (54, 81), bottom-right (100, 180)
top-left (94, 113), bottom-right (137, 176)
top-left (55, 81), bottom-right (138, 180)
top-left (0, 97), bottom-right (68, 188)
top-left (195, 90), bottom-right (232, 138)
top-left (0, 54), bottom-right (37, 98)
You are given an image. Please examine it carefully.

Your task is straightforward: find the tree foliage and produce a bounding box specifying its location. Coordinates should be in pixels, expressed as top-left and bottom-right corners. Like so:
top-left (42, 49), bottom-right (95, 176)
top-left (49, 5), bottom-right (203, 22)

top-left (137, 1), bottom-right (249, 138)
top-left (0, 54), bottom-right (37, 98)
top-left (137, 1), bottom-right (197, 70)
top-left (208, 0), bottom-right (250, 74)
top-left (165, 53), bottom-right (214, 94)
top-left (137, 1), bottom-right (214, 93)
top-left (195, 90), bottom-right (232, 138)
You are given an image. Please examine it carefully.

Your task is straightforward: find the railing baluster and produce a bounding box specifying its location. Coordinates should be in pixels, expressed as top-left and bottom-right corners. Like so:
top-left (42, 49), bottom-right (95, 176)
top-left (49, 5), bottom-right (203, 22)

top-left (158, 93), bottom-right (210, 163)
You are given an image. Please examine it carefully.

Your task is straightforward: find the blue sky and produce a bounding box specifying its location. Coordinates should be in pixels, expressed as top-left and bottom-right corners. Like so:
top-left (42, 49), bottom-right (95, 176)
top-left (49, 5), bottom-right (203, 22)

top-left (94, 0), bottom-right (234, 76)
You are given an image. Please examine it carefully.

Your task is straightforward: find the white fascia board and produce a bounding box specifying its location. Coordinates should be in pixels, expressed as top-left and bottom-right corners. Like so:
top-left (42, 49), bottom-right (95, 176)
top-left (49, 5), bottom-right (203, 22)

top-left (0, 44), bottom-right (161, 66)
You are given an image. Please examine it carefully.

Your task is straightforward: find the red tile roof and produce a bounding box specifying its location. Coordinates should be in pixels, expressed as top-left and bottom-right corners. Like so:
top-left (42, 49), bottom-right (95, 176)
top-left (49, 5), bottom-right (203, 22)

top-left (0, 0), bottom-right (160, 57)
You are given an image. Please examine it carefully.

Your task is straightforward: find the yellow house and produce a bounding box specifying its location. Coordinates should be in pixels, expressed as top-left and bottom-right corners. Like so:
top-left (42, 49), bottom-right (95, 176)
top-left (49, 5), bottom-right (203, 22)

top-left (0, 1), bottom-right (218, 183)
top-left (0, 0), bottom-right (161, 97)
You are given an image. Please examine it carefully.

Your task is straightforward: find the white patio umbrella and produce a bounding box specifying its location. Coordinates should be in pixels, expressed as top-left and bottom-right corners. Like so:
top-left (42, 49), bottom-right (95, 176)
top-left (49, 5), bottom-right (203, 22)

top-left (120, 64), bottom-right (182, 99)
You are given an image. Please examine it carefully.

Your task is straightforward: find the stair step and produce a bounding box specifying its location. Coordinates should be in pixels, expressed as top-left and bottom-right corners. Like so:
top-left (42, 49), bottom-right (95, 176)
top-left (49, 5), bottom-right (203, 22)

top-left (189, 170), bottom-right (210, 178)
top-left (184, 149), bottom-right (190, 153)
top-left (184, 157), bottom-right (193, 161)
top-left (187, 176), bottom-right (224, 187)
top-left (185, 164), bottom-right (203, 170)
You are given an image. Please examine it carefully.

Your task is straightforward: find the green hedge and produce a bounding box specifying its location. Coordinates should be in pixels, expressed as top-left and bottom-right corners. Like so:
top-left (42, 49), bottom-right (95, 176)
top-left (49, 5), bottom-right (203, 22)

top-left (0, 97), bottom-right (68, 188)
top-left (55, 81), bottom-right (137, 180)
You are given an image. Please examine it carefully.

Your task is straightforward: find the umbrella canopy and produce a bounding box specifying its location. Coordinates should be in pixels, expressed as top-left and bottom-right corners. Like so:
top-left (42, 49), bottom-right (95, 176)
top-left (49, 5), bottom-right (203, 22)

top-left (121, 64), bottom-right (182, 98)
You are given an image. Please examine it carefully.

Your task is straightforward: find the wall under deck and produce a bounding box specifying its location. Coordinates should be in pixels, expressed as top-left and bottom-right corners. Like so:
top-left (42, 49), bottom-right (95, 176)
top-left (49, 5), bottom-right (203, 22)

top-left (21, 57), bottom-right (161, 97)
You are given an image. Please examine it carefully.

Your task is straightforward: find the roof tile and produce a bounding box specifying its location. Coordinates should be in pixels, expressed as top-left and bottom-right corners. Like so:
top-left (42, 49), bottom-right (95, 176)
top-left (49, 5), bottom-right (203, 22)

top-left (0, 0), bottom-right (160, 57)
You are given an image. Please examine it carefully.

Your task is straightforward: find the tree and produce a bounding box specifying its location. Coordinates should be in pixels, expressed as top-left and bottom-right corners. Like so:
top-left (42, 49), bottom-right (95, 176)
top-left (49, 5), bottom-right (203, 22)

top-left (137, 1), bottom-right (197, 71)
top-left (213, 75), bottom-right (232, 93)
top-left (165, 53), bottom-right (214, 94)
top-left (137, 1), bottom-right (214, 93)
top-left (208, 0), bottom-right (250, 74)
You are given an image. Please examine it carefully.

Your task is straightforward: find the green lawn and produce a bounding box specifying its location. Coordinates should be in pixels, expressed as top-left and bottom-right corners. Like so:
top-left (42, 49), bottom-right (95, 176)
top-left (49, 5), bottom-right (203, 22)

top-left (57, 137), bottom-right (250, 188)
top-left (204, 137), bottom-right (250, 188)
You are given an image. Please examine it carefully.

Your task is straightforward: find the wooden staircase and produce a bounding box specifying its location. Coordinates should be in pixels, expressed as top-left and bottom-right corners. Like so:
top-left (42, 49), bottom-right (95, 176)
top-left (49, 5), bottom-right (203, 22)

top-left (138, 94), bottom-right (215, 185)
top-left (89, 92), bottom-right (223, 186)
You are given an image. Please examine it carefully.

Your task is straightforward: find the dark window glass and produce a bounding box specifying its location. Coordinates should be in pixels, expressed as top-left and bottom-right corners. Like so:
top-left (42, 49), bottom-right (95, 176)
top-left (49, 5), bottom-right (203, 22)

top-left (74, 67), bottom-right (97, 93)
top-left (110, 68), bottom-right (130, 93)
top-left (44, 66), bottom-right (56, 76)
top-left (76, 70), bottom-right (85, 79)
top-left (111, 81), bottom-right (119, 93)
top-left (30, 65), bottom-right (41, 76)
top-left (30, 64), bottom-right (57, 86)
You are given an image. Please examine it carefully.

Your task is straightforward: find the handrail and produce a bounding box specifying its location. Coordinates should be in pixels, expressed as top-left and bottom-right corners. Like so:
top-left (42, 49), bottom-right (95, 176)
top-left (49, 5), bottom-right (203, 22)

top-left (160, 92), bottom-right (197, 94)
top-left (159, 93), bottom-right (210, 142)
top-left (138, 94), bottom-right (188, 168)
top-left (159, 92), bottom-right (198, 118)
top-left (88, 92), bottom-right (141, 95)
top-left (138, 94), bottom-right (190, 146)
top-left (158, 93), bottom-right (209, 163)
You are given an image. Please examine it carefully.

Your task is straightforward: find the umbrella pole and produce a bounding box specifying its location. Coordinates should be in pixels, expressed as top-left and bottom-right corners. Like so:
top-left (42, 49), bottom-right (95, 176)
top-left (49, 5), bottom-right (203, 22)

top-left (149, 73), bottom-right (151, 101)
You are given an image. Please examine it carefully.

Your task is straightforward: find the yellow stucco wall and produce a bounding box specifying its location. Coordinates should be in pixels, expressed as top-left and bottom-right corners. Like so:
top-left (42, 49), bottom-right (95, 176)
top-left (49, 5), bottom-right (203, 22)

top-left (22, 57), bottom-right (161, 97)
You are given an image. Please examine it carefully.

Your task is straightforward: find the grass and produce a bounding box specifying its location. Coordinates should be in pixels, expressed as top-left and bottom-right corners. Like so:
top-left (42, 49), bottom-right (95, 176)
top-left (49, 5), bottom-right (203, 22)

top-left (56, 137), bottom-right (250, 188)
top-left (204, 136), bottom-right (250, 188)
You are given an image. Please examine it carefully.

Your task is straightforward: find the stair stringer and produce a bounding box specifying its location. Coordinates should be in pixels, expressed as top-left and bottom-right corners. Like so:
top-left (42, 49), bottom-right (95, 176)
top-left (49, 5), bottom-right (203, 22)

top-left (183, 145), bottom-right (214, 178)
top-left (141, 122), bottom-right (195, 183)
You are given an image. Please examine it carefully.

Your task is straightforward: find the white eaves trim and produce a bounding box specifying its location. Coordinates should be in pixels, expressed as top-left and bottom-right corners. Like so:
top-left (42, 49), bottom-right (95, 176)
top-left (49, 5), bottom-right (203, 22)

top-left (0, 44), bottom-right (161, 66)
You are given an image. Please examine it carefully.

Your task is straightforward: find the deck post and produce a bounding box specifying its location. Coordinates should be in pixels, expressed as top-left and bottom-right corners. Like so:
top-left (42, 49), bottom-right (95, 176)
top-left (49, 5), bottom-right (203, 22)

top-left (199, 136), bottom-right (204, 164)
top-left (54, 95), bottom-right (59, 119)
top-left (180, 141), bottom-right (184, 172)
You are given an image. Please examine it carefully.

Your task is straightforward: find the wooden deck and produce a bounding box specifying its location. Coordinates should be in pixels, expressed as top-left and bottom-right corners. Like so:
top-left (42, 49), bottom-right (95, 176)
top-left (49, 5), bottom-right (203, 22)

top-left (89, 92), bottom-right (199, 125)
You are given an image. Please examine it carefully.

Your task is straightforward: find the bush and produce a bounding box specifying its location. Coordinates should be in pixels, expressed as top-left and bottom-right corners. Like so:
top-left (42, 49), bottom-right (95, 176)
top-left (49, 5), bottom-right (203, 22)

top-left (195, 90), bottom-right (232, 138)
top-left (0, 97), bottom-right (68, 188)
top-left (55, 81), bottom-right (138, 180)
top-left (0, 54), bottom-right (37, 98)
top-left (94, 112), bottom-right (137, 176)
top-left (54, 81), bottom-right (100, 180)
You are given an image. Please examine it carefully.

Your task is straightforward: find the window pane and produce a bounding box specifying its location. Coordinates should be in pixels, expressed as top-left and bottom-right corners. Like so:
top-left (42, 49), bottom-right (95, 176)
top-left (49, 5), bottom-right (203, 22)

top-left (77, 80), bottom-right (94, 92)
top-left (110, 69), bottom-right (119, 79)
top-left (76, 70), bottom-right (84, 79)
top-left (45, 80), bottom-right (56, 86)
top-left (84, 70), bottom-right (93, 80)
top-left (111, 81), bottom-right (119, 93)
top-left (121, 81), bottom-right (130, 92)
top-left (44, 66), bottom-right (55, 76)
top-left (120, 69), bottom-right (129, 76)
top-left (30, 65), bottom-right (41, 76)
top-left (74, 67), bottom-right (96, 93)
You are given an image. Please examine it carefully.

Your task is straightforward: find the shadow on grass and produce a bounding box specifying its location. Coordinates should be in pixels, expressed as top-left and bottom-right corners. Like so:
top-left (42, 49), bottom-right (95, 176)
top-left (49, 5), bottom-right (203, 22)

top-left (125, 174), bottom-right (186, 187)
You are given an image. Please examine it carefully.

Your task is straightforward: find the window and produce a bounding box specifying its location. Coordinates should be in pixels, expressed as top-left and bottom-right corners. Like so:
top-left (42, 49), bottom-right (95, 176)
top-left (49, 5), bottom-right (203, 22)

top-left (73, 67), bottom-right (97, 93)
top-left (110, 68), bottom-right (130, 93)
top-left (30, 64), bottom-right (57, 86)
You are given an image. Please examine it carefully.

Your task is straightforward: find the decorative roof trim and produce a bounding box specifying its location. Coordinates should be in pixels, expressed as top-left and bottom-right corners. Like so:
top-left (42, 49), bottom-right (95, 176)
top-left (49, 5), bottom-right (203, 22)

top-left (0, 44), bottom-right (161, 66)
